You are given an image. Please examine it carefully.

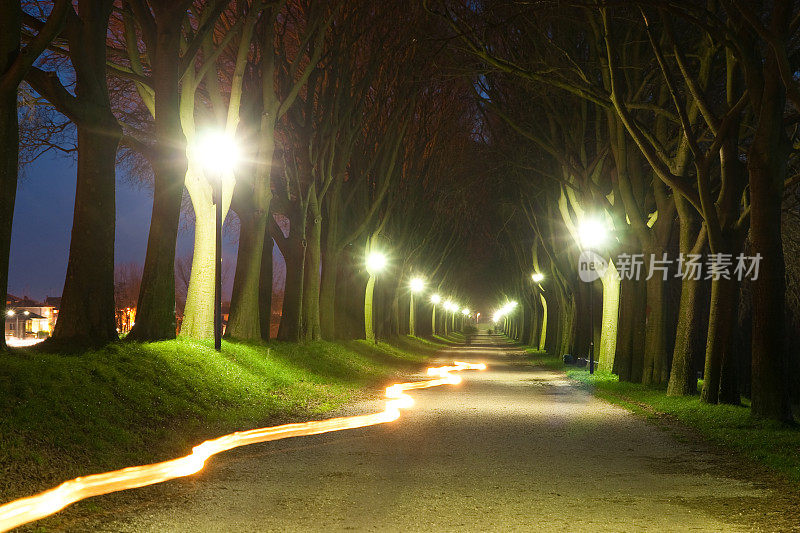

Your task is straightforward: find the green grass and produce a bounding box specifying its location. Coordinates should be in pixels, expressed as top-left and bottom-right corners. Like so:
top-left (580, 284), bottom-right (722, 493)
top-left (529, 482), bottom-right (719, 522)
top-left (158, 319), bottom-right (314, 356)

top-left (525, 350), bottom-right (800, 483)
top-left (0, 336), bottom-right (445, 502)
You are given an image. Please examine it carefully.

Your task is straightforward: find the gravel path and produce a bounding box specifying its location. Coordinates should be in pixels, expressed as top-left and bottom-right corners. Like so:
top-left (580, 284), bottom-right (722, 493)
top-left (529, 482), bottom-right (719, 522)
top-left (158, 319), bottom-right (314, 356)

top-left (76, 335), bottom-right (799, 532)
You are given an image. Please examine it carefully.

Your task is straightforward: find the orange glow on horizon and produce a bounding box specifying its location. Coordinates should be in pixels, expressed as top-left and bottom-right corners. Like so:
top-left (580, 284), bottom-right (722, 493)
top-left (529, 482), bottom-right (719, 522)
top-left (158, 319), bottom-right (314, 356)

top-left (0, 361), bottom-right (486, 532)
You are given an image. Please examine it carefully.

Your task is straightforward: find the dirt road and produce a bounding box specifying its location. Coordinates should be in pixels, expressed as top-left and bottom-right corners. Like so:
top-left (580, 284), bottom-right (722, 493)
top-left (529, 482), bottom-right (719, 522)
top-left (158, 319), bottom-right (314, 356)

top-left (79, 335), bottom-right (799, 532)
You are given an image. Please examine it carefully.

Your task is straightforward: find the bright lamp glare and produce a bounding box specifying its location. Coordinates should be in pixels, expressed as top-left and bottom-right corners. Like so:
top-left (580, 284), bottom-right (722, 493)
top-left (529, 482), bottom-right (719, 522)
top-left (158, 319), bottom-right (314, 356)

top-left (578, 218), bottom-right (607, 249)
top-left (430, 294), bottom-right (441, 304)
top-left (366, 252), bottom-right (387, 275)
top-left (531, 272), bottom-right (544, 283)
top-left (410, 277), bottom-right (425, 293)
top-left (461, 308), bottom-right (470, 316)
top-left (6, 310), bottom-right (14, 317)
top-left (197, 132), bottom-right (240, 175)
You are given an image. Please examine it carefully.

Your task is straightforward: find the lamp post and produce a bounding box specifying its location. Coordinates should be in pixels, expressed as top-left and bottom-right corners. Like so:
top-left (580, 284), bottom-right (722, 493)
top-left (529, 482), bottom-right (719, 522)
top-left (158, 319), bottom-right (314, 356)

top-left (409, 277), bottom-right (425, 337)
top-left (197, 131), bottom-right (239, 351)
top-left (430, 294), bottom-right (441, 335)
top-left (577, 217), bottom-right (608, 374)
top-left (364, 251), bottom-right (386, 344)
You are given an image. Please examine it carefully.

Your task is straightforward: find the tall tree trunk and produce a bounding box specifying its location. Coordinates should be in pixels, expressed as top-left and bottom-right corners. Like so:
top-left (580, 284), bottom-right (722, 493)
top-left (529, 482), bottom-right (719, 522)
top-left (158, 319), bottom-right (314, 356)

top-left (226, 207), bottom-right (269, 340)
top-left (180, 200), bottom-right (217, 339)
top-left (52, 118), bottom-right (120, 344)
top-left (748, 58), bottom-right (792, 421)
top-left (598, 264), bottom-right (620, 372)
top-left (0, 88), bottom-right (17, 350)
top-left (641, 264), bottom-right (668, 385)
top-left (50, 0), bottom-right (121, 346)
top-left (667, 197), bottom-right (706, 395)
top-left (701, 276), bottom-right (738, 403)
top-left (319, 246), bottom-right (340, 340)
top-left (615, 276), bottom-right (635, 380)
top-left (258, 228), bottom-right (273, 340)
top-left (277, 229), bottom-right (305, 342)
top-left (301, 191), bottom-right (322, 342)
top-left (128, 24), bottom-right (187, 341)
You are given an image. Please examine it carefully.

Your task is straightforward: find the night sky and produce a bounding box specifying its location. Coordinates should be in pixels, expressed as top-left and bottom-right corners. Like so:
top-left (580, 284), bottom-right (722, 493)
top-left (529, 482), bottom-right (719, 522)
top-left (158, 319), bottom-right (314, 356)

top-left (9, 151), bottom-right (243, 302)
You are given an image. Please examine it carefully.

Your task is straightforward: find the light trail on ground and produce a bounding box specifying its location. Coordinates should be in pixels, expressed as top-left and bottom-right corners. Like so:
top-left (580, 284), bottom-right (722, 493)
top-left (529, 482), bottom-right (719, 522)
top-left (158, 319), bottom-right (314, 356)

top-left (0, 361), bottom-right (486, 532)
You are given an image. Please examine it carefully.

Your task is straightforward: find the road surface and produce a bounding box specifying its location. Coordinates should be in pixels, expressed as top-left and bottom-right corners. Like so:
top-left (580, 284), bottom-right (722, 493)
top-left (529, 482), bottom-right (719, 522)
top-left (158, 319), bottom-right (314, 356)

top-left (76, 335), bottom-right (799, 532)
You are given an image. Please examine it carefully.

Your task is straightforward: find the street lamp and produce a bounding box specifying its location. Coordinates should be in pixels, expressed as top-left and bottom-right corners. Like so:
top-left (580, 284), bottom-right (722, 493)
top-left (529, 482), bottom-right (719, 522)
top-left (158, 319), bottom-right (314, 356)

top-left (364, 251), bottom-right (387, 344)
top-left (430, 293), bottom-right (441, 336)
top-left (531, 272), bottom-right (544, 283)
top-left (577, 217), bottom-right (608, 374)
top-left (197, 131), bottom-right (239, 351)
top-left (408, 277), bottom-right (425, 337)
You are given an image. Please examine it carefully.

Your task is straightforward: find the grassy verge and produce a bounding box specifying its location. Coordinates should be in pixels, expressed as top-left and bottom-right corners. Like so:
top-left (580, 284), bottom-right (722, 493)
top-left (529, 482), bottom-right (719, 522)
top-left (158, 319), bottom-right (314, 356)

top-left (525, 349), bottom-right (800, 483)
top-left (0, 335), bottom-right (445, 503)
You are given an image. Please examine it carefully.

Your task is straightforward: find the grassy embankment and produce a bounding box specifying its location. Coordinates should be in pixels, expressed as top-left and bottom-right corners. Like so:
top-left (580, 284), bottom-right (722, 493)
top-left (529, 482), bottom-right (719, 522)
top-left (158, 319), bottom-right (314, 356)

top-left (0, 336), bottom-right (447, 503)
top-left (523, 347), bottom-right (800, 483)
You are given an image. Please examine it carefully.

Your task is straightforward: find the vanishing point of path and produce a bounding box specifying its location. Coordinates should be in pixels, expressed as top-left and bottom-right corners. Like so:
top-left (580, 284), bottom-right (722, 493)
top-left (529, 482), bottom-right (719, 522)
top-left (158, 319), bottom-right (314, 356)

top-left (79, 334), bottom-right (799, 532)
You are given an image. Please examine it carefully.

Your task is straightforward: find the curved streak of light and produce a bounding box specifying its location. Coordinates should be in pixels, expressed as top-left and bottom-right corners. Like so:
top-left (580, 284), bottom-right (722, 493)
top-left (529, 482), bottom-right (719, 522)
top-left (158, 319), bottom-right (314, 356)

top-left (0, 361), bottom-right (486, 532)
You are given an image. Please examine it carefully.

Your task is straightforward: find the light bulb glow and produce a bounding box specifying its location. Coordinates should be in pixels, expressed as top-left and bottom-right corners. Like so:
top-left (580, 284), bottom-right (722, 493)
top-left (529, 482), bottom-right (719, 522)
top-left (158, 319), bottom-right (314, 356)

top-left (409, 277), bottom-right (425, 293)
top-left (365, 252), bottom-right (387, 275)
top-left (531, 272), bottom-right (544, 283)
top-left (577, 217), bottom-right (608, 250)
top-left (461, 308), bottom-right (470, 316)
top-left (195, 131), bottom-right (240, 175)
top-left (430, 294), bottom-right (441, 304)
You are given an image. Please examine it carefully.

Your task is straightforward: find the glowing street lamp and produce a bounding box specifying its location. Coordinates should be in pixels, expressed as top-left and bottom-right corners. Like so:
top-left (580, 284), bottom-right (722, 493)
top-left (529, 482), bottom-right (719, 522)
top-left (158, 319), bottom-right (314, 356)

top-left (531, 272), bottom-right (544, 283)
top-left (364, 250), bottom-right (387, 343)
top-left (408, 277), bottom-right (425, 337)
top-left (197, 131), bottom-right (239, 351)
top-left (577, 216), bottom-right (608, 374)
top-left (577, 217), bottom-right (608, 250)
top-left (430, 293), bottom-right (441, 336)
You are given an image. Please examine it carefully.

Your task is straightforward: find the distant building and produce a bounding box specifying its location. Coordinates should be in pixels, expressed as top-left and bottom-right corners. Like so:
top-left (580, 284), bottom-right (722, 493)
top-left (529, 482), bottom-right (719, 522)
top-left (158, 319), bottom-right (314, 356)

top-left (4, 294), bottom-right (59, 344)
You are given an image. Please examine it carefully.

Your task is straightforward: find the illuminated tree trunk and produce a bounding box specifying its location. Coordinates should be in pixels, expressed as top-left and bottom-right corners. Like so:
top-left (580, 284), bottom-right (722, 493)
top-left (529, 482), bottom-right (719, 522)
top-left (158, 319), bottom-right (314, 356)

top-left (181, 190), bottom-right (219, 339)
top-left (128, 6), bottom-right (190, 341)
top-left (364, 274), bottom-right (376, 342)
top-left (597, 263), bottom-right (620, 372)
top-left (538, 293), bottom-right (547, 352)
top-left (409, 294), bottom-right (416, 337)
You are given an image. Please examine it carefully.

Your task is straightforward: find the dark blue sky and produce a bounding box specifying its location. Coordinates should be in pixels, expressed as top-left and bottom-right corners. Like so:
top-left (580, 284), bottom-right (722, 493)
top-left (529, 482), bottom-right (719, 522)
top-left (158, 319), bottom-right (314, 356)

top-left (9, 151), bottom-right (244, 302)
